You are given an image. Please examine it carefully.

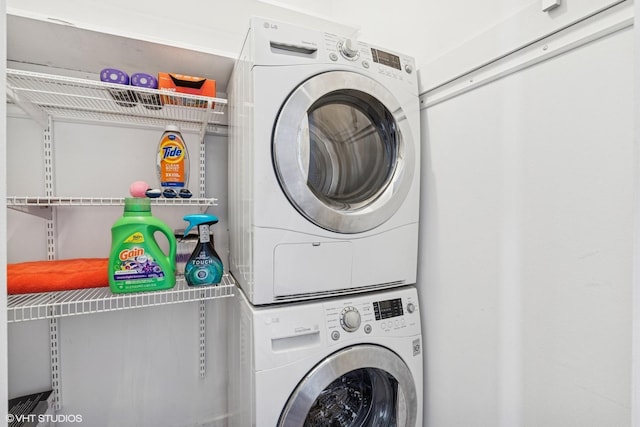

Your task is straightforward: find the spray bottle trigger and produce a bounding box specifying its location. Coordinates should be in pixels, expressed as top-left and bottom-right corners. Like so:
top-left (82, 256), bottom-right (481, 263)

top-left (183, 214), bottom-right (219, 237)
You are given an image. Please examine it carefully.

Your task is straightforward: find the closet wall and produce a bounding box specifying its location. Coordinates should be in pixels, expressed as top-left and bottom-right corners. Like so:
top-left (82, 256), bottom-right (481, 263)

top-left (1, 0), bottom-right (8, 418)
top-left (419, 2), bottom-right (635, 426)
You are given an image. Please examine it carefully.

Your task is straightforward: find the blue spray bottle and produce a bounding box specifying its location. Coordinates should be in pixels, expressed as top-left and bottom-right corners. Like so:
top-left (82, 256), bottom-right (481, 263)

top-left (183, 214), bottom-right (224, 286)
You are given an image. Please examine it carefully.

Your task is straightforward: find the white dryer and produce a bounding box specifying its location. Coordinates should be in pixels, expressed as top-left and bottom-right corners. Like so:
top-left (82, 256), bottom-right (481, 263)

top-left (229, 17), bottom-right (421, 305)
top-left (228, 285), bottom-right (423, 426)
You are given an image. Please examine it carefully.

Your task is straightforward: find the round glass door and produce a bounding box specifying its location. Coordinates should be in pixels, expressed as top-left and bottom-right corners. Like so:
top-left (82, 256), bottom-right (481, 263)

top-left (273, 71), bottom-right (415, 234)
top-left (278, 345), bottom-right (417, 427)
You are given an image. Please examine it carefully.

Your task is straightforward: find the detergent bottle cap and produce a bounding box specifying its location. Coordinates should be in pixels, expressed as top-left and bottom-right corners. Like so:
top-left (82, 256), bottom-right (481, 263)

top-left (183, 214), bottom-right (219, 236)
top-left (124, 197), bottom-right (151, 213)
top-left (164, 124), bottom-right (181, 133)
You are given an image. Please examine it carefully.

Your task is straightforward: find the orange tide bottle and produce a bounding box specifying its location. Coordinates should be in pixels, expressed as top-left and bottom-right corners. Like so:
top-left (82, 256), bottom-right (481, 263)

top-left (157, 125), bottom-right (189, 191)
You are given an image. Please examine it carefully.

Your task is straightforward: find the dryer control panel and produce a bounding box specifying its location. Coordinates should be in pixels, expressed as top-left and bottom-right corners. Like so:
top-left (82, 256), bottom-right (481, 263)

top-left (322, 33), bottom-right (417, 88)
top-left (324, 288), bottom-right (420, 344)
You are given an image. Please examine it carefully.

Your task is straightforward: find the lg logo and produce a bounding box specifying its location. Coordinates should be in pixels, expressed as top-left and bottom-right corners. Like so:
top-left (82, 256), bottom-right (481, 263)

top-left (263, 22), bottom-right (279, 30)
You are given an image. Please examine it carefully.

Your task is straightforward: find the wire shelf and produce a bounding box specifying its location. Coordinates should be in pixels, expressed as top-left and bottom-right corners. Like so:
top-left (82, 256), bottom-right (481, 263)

top-left (7, 275), bottom-right (235, 323)
top-left (6, 69), bottom-right (227, 131)
top-left (7, 196), bottom-right (218, 207)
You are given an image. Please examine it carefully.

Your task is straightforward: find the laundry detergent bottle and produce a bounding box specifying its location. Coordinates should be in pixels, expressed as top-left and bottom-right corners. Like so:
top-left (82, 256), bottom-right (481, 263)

top-left (183, 214), bottom-right (223, 286)
top-left (109, 198), bottom-right (177, 293)
top-left (157, 125), bottom-right (189, 191)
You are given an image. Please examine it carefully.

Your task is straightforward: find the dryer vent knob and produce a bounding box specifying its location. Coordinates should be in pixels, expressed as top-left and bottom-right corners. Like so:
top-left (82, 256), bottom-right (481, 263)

top-left (338, 39), bottom-right (360, 60)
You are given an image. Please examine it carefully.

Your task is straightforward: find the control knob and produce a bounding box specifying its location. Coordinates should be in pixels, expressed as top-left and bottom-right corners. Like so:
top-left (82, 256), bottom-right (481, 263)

top-left (340, 307), bottom-right (361, 332)
top-left (338, 39), bottom-right (360, 60)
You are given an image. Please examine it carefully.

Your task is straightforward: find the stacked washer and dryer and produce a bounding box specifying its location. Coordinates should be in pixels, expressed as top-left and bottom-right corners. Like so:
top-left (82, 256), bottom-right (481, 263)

top-left (227, 16), bottom-right (423, 427)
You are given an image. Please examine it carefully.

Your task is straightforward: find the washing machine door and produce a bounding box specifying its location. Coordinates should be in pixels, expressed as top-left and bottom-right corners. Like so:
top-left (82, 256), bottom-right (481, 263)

top-left (272, 71), bottom-right (416, 234)
top-left (278, 345), bottom-right (417, 427)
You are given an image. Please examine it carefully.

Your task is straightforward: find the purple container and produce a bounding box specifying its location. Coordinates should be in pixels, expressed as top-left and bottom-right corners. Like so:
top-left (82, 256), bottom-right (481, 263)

top-left (131, 72), bottom-right (162, 110)
top-left (100, 68), bottom-right (136, 107)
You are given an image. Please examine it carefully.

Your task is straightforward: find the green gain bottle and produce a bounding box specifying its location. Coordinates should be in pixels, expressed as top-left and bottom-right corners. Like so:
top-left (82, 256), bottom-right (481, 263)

top-left (183, 214), bottom-right (224, 286)
top-left (109, 198), bottom-right (177, 293)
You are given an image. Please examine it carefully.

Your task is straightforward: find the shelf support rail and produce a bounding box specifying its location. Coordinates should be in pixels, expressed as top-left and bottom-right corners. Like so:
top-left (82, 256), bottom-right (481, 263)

top-left (49, 315), bottom-right (62, 411)
top-left (199, 298), bottom-right (207, 378)
top-left (43, 118), bottom-right (57, 260)
top-left (43, 116), bottom-right (63, 410)
top-left (199, 133), bottom-right (206, 199)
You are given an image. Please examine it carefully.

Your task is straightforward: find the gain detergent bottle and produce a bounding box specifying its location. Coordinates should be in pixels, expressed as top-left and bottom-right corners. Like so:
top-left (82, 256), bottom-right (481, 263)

top-left (109, 198), bottom-right (177, 293)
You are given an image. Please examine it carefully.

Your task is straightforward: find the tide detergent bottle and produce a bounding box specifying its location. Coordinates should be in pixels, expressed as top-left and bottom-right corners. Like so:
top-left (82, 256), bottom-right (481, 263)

top-left (183, 214), bottom-right (224, 286)
top-left (109, 198), bottom-right (177, 293)
top-left (157, 125), bottom-right (189, 191)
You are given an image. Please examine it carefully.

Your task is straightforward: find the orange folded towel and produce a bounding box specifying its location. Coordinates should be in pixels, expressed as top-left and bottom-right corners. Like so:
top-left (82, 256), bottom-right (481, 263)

top-left (7, 258), bottom-right (109, 295)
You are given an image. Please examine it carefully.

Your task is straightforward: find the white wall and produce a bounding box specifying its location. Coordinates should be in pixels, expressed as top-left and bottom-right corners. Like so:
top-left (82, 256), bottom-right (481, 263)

top-left (5, 0), bottom-right (356, 60)
top-left (420, 17), bottom-right (634, 427)
top-left (1, 0), bottom-right (8, 424)
top-left (634, 1), bottom-right (640, 425)
top-left (416, 0), bottom-right (628, 91)
top-left (338, 0), bottom-right (531, 73)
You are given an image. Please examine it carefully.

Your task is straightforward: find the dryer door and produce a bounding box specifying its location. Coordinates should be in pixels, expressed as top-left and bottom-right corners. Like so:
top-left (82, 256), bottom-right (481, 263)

top-left (278, 345), bottom-right (417, 427)
top-left (272, 71), bottom-right (415, 234)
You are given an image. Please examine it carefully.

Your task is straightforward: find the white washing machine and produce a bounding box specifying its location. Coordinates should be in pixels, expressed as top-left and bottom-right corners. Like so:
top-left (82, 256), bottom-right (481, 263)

top-left (228, 17), bottom-right (421, 305)
top-left (228, 285), bottom-right (423, 426)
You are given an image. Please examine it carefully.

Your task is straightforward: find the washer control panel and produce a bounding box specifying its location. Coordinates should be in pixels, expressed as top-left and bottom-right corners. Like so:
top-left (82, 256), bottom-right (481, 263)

top-left (324, 289), bottom-right (420, 344)
top-left (373, 297), bottom-right (403, 320)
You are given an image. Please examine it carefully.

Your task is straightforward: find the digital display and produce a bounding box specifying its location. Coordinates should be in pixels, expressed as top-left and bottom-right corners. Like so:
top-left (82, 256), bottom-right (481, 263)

top-left (373, 298), bottom-right (403, 320)
top-left (371, 48), bottom-right (401, 70)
